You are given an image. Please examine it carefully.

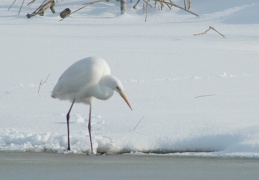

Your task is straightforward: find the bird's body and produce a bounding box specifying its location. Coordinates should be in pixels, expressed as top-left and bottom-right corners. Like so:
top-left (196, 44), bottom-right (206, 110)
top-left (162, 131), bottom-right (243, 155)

top-left (52, 57), bottom-right (111, 103)
top-left (52, 57), bottom-right (132, 153)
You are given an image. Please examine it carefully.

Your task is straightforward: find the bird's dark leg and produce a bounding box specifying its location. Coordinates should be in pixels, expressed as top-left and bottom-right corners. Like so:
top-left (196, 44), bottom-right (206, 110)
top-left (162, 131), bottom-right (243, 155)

top-left (66, 99), bottom-right (75, 151)
top-left (88, 104), bottom-right (93, 154)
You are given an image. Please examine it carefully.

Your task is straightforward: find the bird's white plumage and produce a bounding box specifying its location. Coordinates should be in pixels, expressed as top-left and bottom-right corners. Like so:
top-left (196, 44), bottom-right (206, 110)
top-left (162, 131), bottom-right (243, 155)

top-left (52, 57), bottom-right (112, 104)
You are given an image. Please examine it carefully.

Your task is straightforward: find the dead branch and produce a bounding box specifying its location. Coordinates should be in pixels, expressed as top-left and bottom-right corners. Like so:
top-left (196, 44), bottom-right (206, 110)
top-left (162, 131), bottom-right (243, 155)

top-left (159, 0), bottom-right (198, 17)
top-left (27, 0), bottom-right (36, 6)
top-left (120, 0), bottom-right (127, 14)
top-left (8, 0), bottom-right (17, 10)
top-left (60, 0), bottom-right (107, 21)
top-left (32, 0), bottom-right (48, 13)
top-left (27, 0), bottom-right (59, 6)
top-left (162, 0), bottom-right (172, 9)
top-left (134, 0), bottom-right (152, 9)
top-left (184, 0), bottom-right (191, 10)
top-left (38, 74), bottom-right (50, 93)
top-left (142, 0), bottom-right (153, 21)
top-left (82, 0), bottom-right (108, 5)
top-left (133, 0), bottom-right (141, 9)
top-left (18, 0), bottom-right (26, 15)
top-left (157, 0), bottom-right (165, 10)
top-left (26, 0), bottom-right (55, 18)
top-left (194, 26), bottom-right (225, 38)
top-left (210, 26), bottom-right (225, 38)
top-left (143, 0), bottom-right (153, 8)
top-left (134, 116), bottom-right (144, 130)
top-left (142, 0), bottom-right (197, 22)
top-left (145, 0), bottom-right (149, 22)
top-left (194, 94), bottom-right (216, 98)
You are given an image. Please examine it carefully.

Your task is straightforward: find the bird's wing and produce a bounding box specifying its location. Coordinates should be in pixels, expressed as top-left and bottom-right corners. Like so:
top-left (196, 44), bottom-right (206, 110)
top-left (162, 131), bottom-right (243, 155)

top-left (51, 57), bottom-right (110, 101)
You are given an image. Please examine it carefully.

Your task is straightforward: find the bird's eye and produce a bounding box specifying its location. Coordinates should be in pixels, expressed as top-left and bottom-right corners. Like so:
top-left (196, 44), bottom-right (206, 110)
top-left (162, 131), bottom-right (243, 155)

top-left (116, 86), bottom-right (121, 91)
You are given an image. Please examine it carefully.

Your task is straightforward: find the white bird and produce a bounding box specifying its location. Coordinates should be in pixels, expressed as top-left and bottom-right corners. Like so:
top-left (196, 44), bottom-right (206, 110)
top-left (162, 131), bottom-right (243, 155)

top-left (51, 57), bottom-right (132, 153)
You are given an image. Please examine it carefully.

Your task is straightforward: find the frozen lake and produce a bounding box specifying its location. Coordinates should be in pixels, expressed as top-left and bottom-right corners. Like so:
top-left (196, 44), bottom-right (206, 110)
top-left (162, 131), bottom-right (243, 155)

top-left (0, 152), bottom-right (259, 180)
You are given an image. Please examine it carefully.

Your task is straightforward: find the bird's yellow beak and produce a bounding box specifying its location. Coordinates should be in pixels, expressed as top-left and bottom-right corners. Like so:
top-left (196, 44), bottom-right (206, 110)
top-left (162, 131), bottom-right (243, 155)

top-left (120, 91), bottom-right (132, 110)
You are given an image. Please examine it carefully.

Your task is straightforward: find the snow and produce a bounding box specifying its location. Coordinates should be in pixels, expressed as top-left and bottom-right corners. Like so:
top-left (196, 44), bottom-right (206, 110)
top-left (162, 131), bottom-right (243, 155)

top-left (1, 0), bottom-right (259, 157)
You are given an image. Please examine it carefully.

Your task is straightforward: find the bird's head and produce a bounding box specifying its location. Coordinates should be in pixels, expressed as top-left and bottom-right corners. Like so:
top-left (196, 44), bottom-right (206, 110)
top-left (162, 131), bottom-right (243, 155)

top-left (115, 85), bottom-right (132, 110)
top-left (110, 76), bottom-right (132, 110)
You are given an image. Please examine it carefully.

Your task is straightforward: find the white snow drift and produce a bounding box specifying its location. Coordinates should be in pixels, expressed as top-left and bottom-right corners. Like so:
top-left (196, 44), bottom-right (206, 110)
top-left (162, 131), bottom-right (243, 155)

top-left (0, 0), bottom-right (259, 157)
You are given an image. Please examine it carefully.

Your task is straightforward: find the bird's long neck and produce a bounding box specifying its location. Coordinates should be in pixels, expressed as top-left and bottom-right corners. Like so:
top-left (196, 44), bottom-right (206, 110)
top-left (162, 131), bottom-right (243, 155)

top-left (92, 75), bottom-right (115, 100)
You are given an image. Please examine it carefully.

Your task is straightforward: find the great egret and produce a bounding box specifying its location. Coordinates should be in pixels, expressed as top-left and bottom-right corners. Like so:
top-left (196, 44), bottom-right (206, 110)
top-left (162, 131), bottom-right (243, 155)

top-left (51, 57), bottom-right (132, 153)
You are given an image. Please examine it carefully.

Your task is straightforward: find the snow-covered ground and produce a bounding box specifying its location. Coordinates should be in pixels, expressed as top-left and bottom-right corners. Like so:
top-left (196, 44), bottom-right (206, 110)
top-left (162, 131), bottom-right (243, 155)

top-left (1, 0), bottom-right (259, 157)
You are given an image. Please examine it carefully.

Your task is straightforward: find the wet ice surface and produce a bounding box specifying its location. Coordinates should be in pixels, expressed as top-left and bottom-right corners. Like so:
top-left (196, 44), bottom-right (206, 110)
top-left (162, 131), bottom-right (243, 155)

top-left (0, 152), bottom-right (259, 180)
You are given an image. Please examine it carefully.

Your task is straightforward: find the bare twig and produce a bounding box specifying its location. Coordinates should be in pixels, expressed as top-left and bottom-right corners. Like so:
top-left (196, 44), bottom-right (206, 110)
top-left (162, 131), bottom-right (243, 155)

top-left (134, 116), bottom-right (144, 130)
top-left (194, 26), bottom-right (225, 38)
top-left (18, 0), bottom-right (26, 15)
top-left (157, 0), bottom-right (165, 10)
top-left (82, 0), bottom-right (108, 5)
top-left (60, 0), bottom-right (107, 21)
top-left (142, 0), bottom-right (153, 22)
top-left (163, 0), bottom-right (172, 9)
top-left (133, 0), bottom-right (141, 9)
top-left (194, 27), bottom-right (211, 36)
top-left (194, 94), bottom-right (216, 98)
top-left (145, 0), bottom-right (149, 22)
top-left (38, 74), bottom-right (50, 93)
top-left (27, 0), bottom-right (55, 18)
top-left (142, 0), bottom-right (197, 22)
top-left (143, 0), bottom-right (153, 8)
top-left (170, 2), bottom-right (189, 13)
top-left (31, 0), bottom-right (48, 14)
top-left (210, 26), bottom-right (225, 38)
top-left (184, 0), bottom-right (191, 10)
top-left (188, 0), bottom-right (191, 10)
top-left (27, 0), bottom-right (36, 6)
top-left (134, 0), bottom-right (152, 9)
top-left (8, 0), bottom-right (17, 10)
top-left (160, 0), bottom-right (198, 17)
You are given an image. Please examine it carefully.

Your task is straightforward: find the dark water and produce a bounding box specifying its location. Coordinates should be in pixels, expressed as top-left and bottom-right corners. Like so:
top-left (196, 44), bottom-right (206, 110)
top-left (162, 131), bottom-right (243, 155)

top-left (0, 152), bottom-right (259, 180)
